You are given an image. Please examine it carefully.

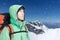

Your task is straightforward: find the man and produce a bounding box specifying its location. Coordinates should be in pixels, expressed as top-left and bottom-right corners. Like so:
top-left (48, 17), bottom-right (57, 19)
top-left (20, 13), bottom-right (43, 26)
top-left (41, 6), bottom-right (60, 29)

top-left (9, 5), bottom-right (29, 40)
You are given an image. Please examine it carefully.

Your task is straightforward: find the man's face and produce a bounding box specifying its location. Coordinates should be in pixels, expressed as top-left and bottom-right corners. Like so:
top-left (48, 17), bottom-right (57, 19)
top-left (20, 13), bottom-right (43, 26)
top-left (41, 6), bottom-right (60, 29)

top-left (17, 9), bottom-right (25, 21)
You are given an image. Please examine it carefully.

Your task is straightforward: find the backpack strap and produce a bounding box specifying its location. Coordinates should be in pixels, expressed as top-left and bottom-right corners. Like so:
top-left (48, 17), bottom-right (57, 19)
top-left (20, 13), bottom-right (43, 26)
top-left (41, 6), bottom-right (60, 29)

top-left (0, 24), bottom-right (14, 40)
top-left (25, 25), bottom-right (28, 31)
top-left (7, 24), bottom-right (14, 40)
top-left (0, 25), bottom-right (2, 34)
top-left (9, 26), bottom-right (28, 34)
top-left (0, 24), bottom-right (6, 34)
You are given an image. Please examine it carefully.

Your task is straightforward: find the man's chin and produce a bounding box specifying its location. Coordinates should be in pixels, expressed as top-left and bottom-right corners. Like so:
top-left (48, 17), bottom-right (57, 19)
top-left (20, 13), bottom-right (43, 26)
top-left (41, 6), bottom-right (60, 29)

top-left (18, 19), bottom-right (24, 22)
top-left (20, 18), bottom-right (24, 20)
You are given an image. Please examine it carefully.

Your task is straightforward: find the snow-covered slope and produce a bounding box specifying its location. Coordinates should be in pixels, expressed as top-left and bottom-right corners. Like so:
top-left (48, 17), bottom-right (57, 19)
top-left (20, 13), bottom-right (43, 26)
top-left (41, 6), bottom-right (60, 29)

top-left (26, 20), bottom-right (60, 40)
top-left (37, 28), bottom-right (60, 40)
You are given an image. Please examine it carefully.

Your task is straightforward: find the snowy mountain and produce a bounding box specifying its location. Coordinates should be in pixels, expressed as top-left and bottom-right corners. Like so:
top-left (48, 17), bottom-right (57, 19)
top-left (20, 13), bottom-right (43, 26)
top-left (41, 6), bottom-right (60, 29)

top-left (26, 20), bottom-right (48, 34)
top-left (43, 22), bottom-right (60, 28)
top-left (26, 20), bottom-right (60, 40)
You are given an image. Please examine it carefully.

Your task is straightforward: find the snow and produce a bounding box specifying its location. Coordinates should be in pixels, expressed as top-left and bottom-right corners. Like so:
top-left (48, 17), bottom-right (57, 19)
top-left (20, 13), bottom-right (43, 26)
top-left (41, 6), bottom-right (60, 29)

top-left (27, 21), bottom-right (60, 40)
top-left (28, 27), bottom-right (60, 40)
top-left (29, 28), bottom-right (60, 40)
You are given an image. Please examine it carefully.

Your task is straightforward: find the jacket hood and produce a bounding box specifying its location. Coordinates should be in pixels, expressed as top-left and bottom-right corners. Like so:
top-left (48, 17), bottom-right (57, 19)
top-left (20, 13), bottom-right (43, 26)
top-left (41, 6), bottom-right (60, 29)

top-left (9, 5), bottom-right (25, 29)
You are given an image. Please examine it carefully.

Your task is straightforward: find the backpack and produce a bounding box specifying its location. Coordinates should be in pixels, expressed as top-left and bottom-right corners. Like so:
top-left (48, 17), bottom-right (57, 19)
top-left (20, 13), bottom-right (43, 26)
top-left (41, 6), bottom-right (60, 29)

top-left (0, 13), bottom-right (10, 29)
top-left (0, 13), bottom-right (14, 39)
